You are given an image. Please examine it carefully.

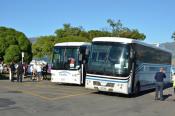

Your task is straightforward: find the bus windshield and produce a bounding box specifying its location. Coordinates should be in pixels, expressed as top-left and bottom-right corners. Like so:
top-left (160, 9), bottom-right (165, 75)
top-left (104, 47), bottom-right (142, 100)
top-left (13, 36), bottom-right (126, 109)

top-left (52, 46), bottom-right (80, 70)
top-left (87, 42), bottom-right (130, 77)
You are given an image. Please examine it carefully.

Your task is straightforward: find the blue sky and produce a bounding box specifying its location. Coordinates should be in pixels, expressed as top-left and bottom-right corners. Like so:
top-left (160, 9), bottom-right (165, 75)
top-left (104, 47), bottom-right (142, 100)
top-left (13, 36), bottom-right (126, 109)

top-left (0, 0), bottom-right (175, 44)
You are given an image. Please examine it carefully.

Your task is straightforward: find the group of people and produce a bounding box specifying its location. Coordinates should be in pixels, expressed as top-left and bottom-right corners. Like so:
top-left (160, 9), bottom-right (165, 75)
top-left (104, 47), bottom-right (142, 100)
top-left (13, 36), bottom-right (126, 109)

top-left (9, 61), bottom-right (24, 82)
top-left (29, 63), bottom-right (48, 82)
top-left (154, 67), bottom-right (175, 101)
top-left (9, 61), bottom-right (48, 82)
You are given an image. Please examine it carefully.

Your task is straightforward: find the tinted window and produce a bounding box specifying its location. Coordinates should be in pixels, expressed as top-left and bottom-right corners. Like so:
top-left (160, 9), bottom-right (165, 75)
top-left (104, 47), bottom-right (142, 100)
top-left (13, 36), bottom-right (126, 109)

top-left (87, 42), bottom-right (131, 77)
top-left (133, 43), bottom-right (171, 65)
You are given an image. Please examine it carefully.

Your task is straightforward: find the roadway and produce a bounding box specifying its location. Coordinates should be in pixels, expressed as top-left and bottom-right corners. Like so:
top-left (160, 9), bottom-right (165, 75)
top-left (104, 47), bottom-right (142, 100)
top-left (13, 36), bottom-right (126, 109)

top-left (0, 79), bottom-right (175, 116)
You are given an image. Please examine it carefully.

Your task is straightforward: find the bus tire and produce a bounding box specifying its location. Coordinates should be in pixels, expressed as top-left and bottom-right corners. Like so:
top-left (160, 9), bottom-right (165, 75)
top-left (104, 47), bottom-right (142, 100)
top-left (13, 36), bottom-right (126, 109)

top-left (134, 83), bottom-right (140, 96)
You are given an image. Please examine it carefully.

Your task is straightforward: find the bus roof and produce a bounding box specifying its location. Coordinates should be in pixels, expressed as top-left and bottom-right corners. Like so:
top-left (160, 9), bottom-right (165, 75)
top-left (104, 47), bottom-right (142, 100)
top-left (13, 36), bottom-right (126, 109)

top-left (54, 42), bottom-right (91, 47)
top-left (92, 37), bottom-right (172, 53)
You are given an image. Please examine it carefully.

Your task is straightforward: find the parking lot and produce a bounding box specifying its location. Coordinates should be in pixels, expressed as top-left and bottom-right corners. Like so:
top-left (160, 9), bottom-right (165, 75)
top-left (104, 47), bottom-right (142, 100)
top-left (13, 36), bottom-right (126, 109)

top-left (0, 78), bottom-right (175, 116)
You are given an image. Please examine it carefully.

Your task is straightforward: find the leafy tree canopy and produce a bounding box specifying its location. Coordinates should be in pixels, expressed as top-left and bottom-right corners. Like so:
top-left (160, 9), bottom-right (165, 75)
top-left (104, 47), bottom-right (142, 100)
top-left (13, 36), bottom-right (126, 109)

top-left (32, 35), bottom-right (56, 58)
top-left (55, 24), bottom-right (82, 38)
top-left (4, 45), bottom-right (21, 63)
top-left (33, 19), bottom-right (146, 59)
top-left (57, 36), bottom-right (90, 43)
top-left (88, 30), bottom-right (111, 40)
top-left (0, 26), bottom-right (32, 64)
top-left (107, 19), bottom-right (146, 40)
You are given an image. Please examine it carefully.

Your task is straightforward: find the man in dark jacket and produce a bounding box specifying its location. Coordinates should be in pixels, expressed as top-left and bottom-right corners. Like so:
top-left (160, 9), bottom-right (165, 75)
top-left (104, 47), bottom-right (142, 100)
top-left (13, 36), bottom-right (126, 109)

top-left (10, 61), bottom-right (15, 82)
top-left (17, 61), bottom-right (24, 82)
top-left (154, 67), bottom-right (166, 101)
top-left (42, 64), bottom-right (48, 80)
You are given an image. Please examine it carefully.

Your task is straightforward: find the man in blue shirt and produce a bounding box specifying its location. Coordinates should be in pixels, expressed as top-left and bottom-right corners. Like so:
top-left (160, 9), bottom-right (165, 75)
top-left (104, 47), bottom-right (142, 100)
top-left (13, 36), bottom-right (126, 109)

top-left (154, 67), bottom-right (166, 101)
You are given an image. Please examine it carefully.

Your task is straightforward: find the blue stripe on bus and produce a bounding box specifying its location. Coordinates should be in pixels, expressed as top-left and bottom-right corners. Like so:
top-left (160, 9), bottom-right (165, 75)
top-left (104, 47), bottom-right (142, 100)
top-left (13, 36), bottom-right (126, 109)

top-left (86, 77), bottom-right (128, 83)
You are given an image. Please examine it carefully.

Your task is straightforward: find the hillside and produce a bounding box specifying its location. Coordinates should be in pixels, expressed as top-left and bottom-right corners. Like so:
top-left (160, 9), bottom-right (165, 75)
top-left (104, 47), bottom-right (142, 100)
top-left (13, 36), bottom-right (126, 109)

top-left (160, 42), bottom-right (175, 65)
top-left (160, 42), bottom-right (175, 56)
top-left (29, 37), bottom-right (36, 43)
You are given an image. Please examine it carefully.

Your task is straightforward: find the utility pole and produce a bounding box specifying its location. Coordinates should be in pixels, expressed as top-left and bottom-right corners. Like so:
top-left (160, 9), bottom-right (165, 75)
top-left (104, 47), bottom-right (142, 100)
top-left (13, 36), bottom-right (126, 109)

top-left (22, 52), bottom-right (24, 64)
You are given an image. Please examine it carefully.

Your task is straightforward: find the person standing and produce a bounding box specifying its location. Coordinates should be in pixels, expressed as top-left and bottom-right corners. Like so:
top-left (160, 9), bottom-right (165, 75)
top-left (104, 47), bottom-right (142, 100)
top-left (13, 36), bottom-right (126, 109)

top-left (16, 61), bottom-right (24, 82)
top-left (154, 67), bottom-right (166, 101)
top-left (0, 62), bottom-right (3, 74)
top-left (29, 65), bottom-right (34, 81)
top-left (32, 62), bottom-right (37, 81)
top-left (36, 63), bottom-right (42, 81)
top-left (42, 63), bottom-right (48, 80)
top-left (10, 61), bottom-right (15, 82)
top-left (172, 73), bottom-right (175, 96)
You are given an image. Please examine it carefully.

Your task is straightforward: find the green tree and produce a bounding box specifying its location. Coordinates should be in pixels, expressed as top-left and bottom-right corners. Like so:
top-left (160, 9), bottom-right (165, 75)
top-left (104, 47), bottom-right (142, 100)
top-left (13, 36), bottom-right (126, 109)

top-left (33, 24), bottom-right (91, 59)
top-left (107, 19), bottom-right (146, 40)
top-left (33, 35), bottom-right (90, 59)
top-left (0, 38), bottom-right (8, 57)
top-left (88, 30), bottom-right (111, 40)
top-left (33, 22), bottom-right (146, 60)
top-left (79, 31), bottom-right (89, 39)
top-left (4, 45), bottom-right (21, 63)
top-left (56, 36), bottom-right (90, 43)
top-left (117, 28), bottom-right (146, 40)
top-left (32, 36), bottom-right (56, 58)
top-left (107, 19), bottom-right (123, 33)
top-left (55, 24), bottom-right (82, 38)
top-left (0, 26), bottom-right (32, 63)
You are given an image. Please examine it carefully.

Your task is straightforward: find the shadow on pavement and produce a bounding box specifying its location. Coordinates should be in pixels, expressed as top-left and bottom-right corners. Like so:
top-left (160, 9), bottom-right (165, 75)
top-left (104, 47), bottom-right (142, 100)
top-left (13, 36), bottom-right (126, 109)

top-left (163, 94), bottom-right (172, 100)
top-left (55, 83), bottom-right (85, 87)
top-left (55, 83), bottom-right (173, 98)
top-left (92, 85), bottom-right (173, 98)
top-left (91, 89), bottom-right (155, 98)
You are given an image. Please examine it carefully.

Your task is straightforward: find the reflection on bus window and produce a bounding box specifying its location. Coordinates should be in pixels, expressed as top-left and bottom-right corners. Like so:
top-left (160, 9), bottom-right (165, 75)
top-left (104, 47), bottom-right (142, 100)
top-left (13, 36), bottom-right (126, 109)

top-left (87, 42), bottom-right (130, 77)
top-left (52, 47), bottom-right (79, 70)
top-left (98, 52), bottom-right (107, 61)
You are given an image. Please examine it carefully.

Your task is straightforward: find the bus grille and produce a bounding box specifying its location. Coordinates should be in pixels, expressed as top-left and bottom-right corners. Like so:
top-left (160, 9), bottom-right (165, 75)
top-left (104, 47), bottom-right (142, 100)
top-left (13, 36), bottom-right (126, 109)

top-left (93, 81), bottom-right (101, 86)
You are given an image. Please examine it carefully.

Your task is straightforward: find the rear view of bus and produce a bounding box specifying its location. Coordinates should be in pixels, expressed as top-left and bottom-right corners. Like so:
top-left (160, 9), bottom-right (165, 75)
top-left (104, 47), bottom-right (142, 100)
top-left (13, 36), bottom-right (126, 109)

top-left (85, 37), bottom-right (171, 95)
top-left (51, 42), bottom-right (90, 85)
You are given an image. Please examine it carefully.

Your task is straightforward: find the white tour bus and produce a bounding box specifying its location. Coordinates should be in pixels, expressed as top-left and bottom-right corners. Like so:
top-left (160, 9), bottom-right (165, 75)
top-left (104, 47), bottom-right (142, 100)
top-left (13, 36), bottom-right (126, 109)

top-left (85, 37), bottom-right (172, 95)
top-left (51, 42), bottom-right (90, 85)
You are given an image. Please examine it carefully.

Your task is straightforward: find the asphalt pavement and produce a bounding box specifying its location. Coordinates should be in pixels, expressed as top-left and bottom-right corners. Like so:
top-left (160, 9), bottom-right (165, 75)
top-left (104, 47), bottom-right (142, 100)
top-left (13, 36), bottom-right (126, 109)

top-left (0, 78), bottom-right (175, 116)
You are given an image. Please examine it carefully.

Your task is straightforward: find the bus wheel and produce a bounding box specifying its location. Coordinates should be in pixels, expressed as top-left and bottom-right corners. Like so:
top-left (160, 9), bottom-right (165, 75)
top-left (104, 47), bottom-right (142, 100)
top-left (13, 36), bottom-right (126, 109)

top-left (134, 83), bottom-right (140, 96)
